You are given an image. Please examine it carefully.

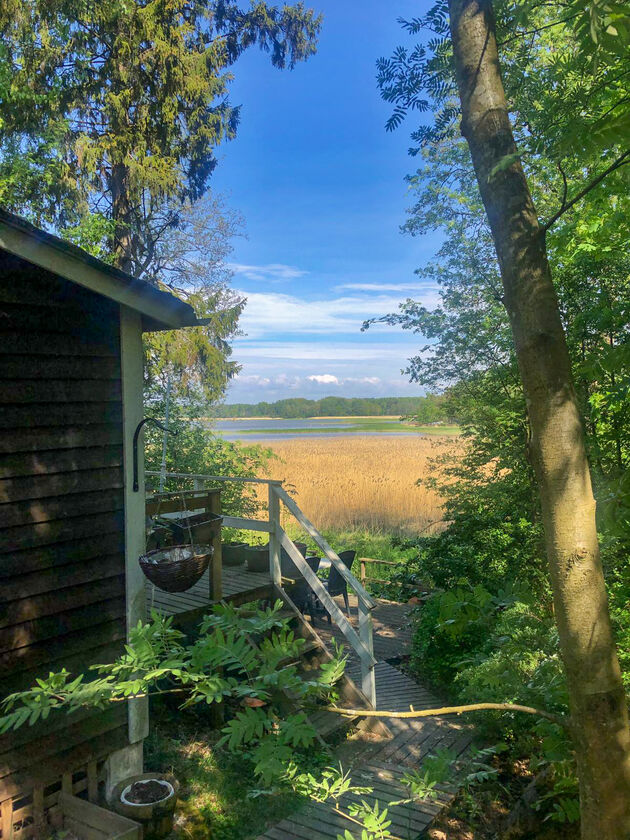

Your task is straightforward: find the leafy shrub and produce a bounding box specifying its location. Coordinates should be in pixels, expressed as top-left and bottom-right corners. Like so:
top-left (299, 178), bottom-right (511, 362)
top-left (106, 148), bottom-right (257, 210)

top-left (415, 514), bottom-right (546, 593)
top-left (411, 582), bottom-right (498, 686)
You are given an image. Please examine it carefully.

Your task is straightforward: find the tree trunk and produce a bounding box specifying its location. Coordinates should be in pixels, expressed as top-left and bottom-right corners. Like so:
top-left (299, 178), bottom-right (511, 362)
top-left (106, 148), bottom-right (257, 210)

top-left (110, 162), bottom-right (134, 273)
top-left (446, 1), bottom-right (630, 836)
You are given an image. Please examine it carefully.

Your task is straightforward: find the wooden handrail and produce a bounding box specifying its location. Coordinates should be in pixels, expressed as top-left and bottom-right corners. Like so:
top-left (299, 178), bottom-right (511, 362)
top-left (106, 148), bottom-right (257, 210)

top-left (273, 485), bottom-right (376, 611)
top-left (359, 557), bottom-right (401, 587)
top-left (359, 558), bottom-right (401, 567)
top-left (146, 470), bottom-right (283, 486)
top-left (146, 470), bottom-right (377, 706)
top-left (279, 531), bottom-right (376, 668)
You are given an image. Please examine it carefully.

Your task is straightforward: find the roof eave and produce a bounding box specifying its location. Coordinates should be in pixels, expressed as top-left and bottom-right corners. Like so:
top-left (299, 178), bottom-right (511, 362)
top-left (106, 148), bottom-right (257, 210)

top-left (0, 210), bottom-right (200, 331)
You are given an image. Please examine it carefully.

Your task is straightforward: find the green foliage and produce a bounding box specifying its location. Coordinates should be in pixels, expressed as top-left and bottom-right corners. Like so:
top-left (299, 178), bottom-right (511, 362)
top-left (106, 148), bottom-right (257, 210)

top-left (0, 0), bottom-right (320, 410)
top-left (0, 602), bottom-right (343, 758)
top-left (0, 0), bottom-right (321, 243)
top-left (411, 583), bottom-right (500, 687)
top-left (288, 764), bottom-right (365, 801)
top-left (210, 394), bottom-right (453, 421)
top-left (143, 394), bottom-right (274, 518)
top-left (141, 195), bottom-right (247, 404)
top-left (343, 800), bottom-right (392, 840)
top-left (145, 710), bottom-right (303, 839)
top-left (409, 581), bottom-right (577, 824)
top-left (370, 0), bottom-right (630, 832)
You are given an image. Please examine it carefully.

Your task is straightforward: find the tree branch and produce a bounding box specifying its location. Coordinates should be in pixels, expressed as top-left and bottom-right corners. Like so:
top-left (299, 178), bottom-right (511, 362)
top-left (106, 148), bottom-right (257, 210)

top-left (498, 12), bottom-right (581, 46)
top-left (543, 149), bottom-right (630, 232)
top-left (323, 701), bottom-right (568, 728)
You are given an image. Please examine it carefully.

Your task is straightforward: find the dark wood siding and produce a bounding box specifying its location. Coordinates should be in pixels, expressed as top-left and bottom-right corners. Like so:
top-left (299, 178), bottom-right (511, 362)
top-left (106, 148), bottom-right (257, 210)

top-left (0, 252), bottom-right (128, 801)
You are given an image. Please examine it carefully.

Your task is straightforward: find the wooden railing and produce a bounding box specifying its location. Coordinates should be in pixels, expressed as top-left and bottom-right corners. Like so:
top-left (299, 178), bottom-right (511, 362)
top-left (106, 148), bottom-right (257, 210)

top-left (359, 557), bottom-right (401, 588)
top-left (146, 471), bottom-right (377, 705)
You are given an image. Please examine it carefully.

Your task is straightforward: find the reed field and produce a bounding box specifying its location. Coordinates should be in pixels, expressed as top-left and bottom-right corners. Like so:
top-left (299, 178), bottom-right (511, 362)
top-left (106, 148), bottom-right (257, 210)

top-left (265, 435), bottom-right (457, 536)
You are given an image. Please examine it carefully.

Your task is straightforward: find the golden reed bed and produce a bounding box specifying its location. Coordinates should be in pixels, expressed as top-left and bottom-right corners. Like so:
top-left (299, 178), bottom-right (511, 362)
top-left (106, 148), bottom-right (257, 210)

top-left (263, 435), bottom-right (455, 535)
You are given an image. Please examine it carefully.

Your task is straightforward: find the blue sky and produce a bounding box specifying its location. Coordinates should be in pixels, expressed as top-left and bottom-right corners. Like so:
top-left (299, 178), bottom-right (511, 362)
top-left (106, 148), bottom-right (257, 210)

top-left (211, 0), bottom-right (440, 404)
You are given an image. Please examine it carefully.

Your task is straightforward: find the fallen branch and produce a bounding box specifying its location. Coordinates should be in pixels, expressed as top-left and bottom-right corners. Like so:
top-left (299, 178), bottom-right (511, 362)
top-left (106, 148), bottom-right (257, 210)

top-left (323, 701), bottom-right (568, 728)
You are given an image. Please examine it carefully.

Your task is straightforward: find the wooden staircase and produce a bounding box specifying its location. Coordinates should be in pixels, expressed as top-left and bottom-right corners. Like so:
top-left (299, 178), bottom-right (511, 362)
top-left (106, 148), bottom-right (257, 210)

top-left (256, 592), bottom-right (473, 840)
top-left (273, 588), bottom-right (391, 745)
top-left (148, 472), bottom-right (473, 838)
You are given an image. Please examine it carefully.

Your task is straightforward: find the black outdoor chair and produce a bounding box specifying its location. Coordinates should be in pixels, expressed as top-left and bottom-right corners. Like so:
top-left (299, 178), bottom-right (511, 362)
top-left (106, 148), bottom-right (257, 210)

top-left (325, 549), bottom-right (356, 622)
top-left (286, 555), bottom-right (321, 623)
top-left (279, 542), bottom-right (307, 580)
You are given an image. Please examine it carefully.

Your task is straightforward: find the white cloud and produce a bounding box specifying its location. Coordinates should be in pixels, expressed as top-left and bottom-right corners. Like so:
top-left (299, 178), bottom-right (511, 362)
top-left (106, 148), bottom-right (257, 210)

top-left (307, 374), bottom-right (340, 385)
top-left (274, 374), bottom-right (301, 388)
top-left (229, 263), bottom-right (307, 282)
top-left (237, 374), bottom-right (271, 386)
top-left (232, 340), bottom-right (426, 362)
top-left (346, 376), bottom-right (381, 385)
top-left (237, 291), bottom-right (419, 339)
top-left (235, 287), bottom-right (441, 340)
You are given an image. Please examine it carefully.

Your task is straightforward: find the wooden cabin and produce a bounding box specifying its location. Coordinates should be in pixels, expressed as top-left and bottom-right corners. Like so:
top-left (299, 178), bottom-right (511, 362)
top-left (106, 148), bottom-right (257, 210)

top-left (0, 210), bottom-right (391, 840)
top-left (0, 209), bottom-right (203, 835)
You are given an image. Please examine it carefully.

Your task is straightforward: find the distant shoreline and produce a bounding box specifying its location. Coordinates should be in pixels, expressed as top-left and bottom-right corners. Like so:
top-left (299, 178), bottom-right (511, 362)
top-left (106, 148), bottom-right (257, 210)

top-left (215, 425), bottom-right (460, 439)
top-left (202, 415), bottom-right (460, 441)
top-left (201, 414), bottom-right (406, 421)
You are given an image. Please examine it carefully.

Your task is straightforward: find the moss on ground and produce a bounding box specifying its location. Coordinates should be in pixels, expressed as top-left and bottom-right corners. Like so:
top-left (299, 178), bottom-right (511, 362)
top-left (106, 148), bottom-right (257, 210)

top-left (145, 700), bottom-right (305, 839)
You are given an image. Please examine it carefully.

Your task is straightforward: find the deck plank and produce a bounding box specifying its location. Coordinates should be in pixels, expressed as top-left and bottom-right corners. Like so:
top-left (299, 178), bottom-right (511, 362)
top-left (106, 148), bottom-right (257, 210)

top-left (145, 563), bottom-right (272, 617)
top-left (256, 601), bottom-right (473, 840)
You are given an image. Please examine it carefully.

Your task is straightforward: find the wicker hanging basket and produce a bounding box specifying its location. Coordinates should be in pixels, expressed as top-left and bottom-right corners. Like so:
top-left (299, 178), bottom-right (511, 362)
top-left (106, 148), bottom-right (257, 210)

top-left (139, 544), bottom-right (213, 592)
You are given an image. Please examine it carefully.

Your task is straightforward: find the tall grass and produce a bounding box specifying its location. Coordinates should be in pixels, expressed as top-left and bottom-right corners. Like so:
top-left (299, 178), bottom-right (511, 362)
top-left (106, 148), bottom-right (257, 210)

top-left (265, 435), bottom-right (455, 536)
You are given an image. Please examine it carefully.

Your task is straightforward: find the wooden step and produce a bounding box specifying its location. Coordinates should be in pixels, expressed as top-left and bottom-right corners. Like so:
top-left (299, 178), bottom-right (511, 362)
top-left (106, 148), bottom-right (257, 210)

top-left (257, 659), bottom-right (474, 840)
top-left (307, 707), bottom-right (364, 741)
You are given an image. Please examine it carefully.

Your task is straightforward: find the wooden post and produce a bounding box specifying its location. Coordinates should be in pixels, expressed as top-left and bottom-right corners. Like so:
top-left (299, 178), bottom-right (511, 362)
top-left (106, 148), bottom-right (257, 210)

top-left (360, 559), bottom-right (367, 587)
top-left (87, 761), bottom-right (98, 803)
top-left (208, 490), bottom-right (222, 601)
top-left (1, 798), bottom-right (13, 840)
top-left (32, 786), bottom-right (44, 835)
top-left (358, 599), bottom-right (376, 707)
top-left (268, 485), bottom-right (281, 586)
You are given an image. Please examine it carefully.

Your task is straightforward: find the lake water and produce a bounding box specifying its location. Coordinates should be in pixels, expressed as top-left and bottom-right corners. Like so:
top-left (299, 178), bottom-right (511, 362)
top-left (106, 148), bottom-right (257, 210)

top-left (209, 417), bottom-right (420, 442)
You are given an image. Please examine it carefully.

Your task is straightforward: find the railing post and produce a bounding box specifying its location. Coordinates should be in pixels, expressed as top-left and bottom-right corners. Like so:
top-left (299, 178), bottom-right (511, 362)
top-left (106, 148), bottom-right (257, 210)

top-left (268, 484), bottom-right (282, 586)
top-left (208, 488), bottom-right (222, 601)
top-left (358, 599), bottom-right (376, 707)
top-left (360, 558), bottom-right (367, 587)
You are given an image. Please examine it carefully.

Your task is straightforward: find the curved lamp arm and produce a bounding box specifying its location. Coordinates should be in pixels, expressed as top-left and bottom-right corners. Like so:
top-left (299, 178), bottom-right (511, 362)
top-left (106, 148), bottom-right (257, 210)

top-left (133, 417), bottom-right (178, 492)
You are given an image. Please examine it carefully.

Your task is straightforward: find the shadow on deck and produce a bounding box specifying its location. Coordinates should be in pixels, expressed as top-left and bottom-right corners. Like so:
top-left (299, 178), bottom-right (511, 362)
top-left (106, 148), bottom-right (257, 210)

top-left (145, 563), bottom-right (273, 618)
top-left (306, 592), bottom-right (414, 666)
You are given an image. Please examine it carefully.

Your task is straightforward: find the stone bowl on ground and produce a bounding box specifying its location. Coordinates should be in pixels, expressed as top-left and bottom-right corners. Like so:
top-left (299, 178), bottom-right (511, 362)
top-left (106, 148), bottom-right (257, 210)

top-left (110, 773), bottom-right (179, 840)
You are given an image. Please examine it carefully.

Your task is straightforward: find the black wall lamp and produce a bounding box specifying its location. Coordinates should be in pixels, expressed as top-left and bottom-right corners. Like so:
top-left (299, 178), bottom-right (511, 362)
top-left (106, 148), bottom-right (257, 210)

top-left (132, 417), bottom-right (178, 491)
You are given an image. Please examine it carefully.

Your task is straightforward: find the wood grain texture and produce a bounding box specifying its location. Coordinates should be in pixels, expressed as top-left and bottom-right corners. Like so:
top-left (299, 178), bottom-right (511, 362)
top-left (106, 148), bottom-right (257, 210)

top-left (256, 625), bottom-right (472, 840)
top-left (0, 255), bottom-right (129, 805)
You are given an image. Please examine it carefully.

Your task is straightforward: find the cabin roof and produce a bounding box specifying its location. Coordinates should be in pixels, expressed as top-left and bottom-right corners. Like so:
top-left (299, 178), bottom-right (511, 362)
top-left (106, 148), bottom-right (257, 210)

top-left (0, 208), bottom-right (202, 331)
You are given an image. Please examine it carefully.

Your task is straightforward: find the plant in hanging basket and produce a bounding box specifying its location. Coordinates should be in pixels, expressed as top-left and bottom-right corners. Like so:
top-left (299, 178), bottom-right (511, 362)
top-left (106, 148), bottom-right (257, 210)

top-left (139, 544), bottom-right (213, 592)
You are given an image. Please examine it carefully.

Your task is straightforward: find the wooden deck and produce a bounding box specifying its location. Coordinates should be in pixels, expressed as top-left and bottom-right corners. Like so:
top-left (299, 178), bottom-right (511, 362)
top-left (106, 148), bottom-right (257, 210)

top-left (306, 592), bottom-right (414, 665)
top-left (146, 573), bottom-right (472, 838)
top-left (257, 597), bottom-right (473, 840)
top-left (145, 563), bottom-right (272, 617)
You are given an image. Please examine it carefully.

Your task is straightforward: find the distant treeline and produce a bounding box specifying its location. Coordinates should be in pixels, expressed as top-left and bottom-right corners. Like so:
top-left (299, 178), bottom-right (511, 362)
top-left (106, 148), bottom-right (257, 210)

top-left (210, 394), bottom-right (451, 422)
